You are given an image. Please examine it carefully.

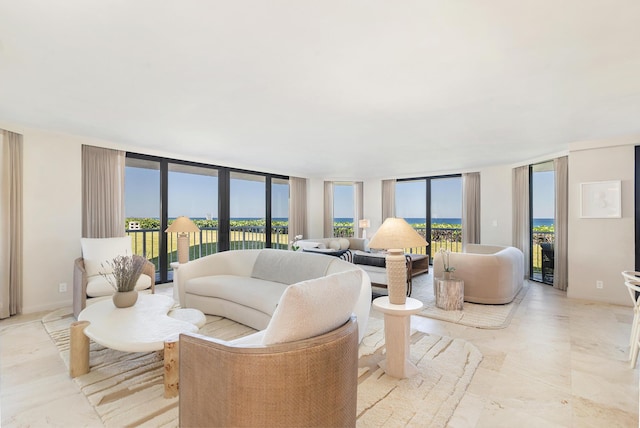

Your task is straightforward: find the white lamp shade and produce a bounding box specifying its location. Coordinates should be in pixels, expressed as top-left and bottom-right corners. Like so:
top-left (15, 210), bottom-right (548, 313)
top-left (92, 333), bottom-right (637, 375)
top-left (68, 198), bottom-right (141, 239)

top-left (165, 216), bottom-right (200, 233)
top-left (359, 219), bottom-right (370, 229)
top-left (368, 218), bottom-right (428, 250)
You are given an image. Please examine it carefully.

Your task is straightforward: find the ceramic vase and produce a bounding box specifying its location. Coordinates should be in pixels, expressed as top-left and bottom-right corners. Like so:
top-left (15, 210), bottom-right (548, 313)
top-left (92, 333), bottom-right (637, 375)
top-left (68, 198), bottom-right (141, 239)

top-left (112, 290), bottom-right (138, 308)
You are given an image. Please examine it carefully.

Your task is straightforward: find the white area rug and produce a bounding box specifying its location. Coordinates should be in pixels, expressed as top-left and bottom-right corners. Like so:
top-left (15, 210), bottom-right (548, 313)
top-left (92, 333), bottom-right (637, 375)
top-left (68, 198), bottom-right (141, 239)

top-left (407, 274), bottom-right (530, 329)
top-left (43, 309), bottom-right (481, 427)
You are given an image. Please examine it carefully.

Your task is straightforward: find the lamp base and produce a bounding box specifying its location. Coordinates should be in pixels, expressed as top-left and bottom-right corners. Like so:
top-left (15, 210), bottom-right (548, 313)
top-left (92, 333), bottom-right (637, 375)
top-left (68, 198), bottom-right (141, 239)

top-left (385, 249), bottom-right (407, 304)
top-left (177, 233), bottom-right (190, 264)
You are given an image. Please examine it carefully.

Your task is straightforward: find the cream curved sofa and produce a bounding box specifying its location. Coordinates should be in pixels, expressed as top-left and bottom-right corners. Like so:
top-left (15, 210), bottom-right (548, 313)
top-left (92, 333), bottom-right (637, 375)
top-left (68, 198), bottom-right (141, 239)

top-left (433, 244), bottom-right (524, 304)
top-left (175, 249), bottom-right (372, 343)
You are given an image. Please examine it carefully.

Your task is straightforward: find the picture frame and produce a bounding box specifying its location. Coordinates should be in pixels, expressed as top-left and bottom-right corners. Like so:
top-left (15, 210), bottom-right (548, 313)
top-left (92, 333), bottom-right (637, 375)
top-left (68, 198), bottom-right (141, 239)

top-left (579, 180), bottom-right (621, 218)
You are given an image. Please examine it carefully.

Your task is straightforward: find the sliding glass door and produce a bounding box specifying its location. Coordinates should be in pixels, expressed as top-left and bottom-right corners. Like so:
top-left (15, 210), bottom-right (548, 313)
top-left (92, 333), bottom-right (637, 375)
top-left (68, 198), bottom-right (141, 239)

top-left (125, 153), bottom-right (288, 283)
top-left (124, 157), bottom-right (161, 276)
top-left (230, 172), bottom-right (266, 249)
top-left (333, 183), bottom-right (355, 237)
top-left (272, 178), bottom-right (290, 249)
top-left (530, 162), bottom-right (555, 284)
top-left (167, 164), bottom-right (219, 271)
top-left (396, 175), bottom-right (462, 260)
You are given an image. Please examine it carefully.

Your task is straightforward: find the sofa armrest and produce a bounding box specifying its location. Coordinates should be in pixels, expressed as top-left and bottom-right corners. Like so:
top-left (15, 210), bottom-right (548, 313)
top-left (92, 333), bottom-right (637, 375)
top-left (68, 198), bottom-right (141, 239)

top-left (73, 258), bottom-right (88, 319)
top-left (176, 250), bottom-right (261, 306)
top-left (179, 317), bottom-right (358, 427)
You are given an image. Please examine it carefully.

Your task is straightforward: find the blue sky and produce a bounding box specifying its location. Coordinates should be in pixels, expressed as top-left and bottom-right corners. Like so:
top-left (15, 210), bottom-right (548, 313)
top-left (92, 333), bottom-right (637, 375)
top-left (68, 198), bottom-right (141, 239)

top-left (532, 170), bottom-right (555, 218)
top-left (125, 167), bottom-right (289, 218)
top-left (126, 168), bottom-right (555, 220)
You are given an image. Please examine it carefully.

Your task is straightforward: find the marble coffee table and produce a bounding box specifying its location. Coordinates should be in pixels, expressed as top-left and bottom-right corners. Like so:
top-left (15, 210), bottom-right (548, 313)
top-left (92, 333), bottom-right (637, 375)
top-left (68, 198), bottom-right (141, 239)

top-left (72, 294), bottom-right (205, 397)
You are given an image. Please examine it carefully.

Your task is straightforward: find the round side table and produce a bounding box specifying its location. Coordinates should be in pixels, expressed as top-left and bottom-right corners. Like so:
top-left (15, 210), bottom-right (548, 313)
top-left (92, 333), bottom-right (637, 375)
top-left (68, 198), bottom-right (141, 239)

top-left (372, 296), bottom-right (424, 379)
top-left (434, 277), bottom-right (464, 310)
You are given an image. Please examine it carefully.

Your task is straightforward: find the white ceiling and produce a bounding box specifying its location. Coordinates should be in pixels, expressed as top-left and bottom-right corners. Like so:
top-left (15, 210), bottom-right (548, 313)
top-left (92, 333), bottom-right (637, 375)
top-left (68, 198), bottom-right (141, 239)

top-left (1, 1), bottom-right (639, 179)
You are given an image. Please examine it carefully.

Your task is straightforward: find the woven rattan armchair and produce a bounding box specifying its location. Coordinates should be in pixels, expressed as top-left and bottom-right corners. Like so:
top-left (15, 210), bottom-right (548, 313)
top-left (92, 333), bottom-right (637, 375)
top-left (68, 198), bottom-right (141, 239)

top-left (179, 317), bottom-right (359, 428)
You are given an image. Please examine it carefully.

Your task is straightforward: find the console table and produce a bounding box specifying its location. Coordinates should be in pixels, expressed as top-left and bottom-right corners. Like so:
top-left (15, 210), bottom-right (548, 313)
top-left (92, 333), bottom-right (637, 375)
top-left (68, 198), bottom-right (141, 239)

top-left (372, 296), bottom-right (424, 378)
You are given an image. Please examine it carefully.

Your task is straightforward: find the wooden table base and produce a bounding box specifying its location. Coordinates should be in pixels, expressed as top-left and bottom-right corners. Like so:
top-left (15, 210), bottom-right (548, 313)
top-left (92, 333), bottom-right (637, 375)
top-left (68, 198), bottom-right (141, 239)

top-left (69, 322), bottom-right (180, 398)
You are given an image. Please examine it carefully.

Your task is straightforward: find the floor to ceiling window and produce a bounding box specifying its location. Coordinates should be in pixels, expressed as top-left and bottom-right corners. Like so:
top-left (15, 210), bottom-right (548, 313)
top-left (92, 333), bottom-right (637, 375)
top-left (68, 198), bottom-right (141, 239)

top-left (333, 183), bottom-right (355, 237)
top-left (395, 175), bottom-right (462, 260)
top-left (124, 157), bottom-right (161, 276)
top-left (167, 163), bottom-right (218, 269)
top-left (271, 178), bottom-right (290, 249)
top-left (230, 172), bottom-right (266, 249)
top-left (530, 161), bottom-right (555, 284)
top-left (125, 153), bottom-right (288, 283)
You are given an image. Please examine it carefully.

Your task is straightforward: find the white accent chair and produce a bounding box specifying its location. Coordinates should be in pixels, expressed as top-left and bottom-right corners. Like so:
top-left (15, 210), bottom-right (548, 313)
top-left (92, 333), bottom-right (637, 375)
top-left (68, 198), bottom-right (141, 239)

top-left (73, 236), bottom-right (155, 318)
top-left (433, 244), bottom-right (524, 304)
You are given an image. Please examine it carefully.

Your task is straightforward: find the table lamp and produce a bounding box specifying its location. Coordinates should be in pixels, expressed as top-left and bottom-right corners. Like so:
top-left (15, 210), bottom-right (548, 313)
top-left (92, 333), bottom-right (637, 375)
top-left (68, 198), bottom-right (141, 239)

top-left (367, 218), bottom-right (428, 304)
top-left (165, 216), bottom-right (200, 264)
top-left (359, 219), bottom-right (370, 239)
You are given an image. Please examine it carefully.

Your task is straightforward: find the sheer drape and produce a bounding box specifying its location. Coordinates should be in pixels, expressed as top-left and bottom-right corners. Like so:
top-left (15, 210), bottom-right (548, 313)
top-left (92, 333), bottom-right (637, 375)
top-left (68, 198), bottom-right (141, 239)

top-left (323, 181), bottom-right (334, 237)
top-left (0, 130), bottom-right (23, 318)
top-left (354, 182), bottom-right (364, 237)
top-left (462, 172), bottom-right (481, 247)
top-left (288, 177), bottom-right (307, 241)
top-left (553, 156), bottom-right (568, 291)
top-left (82, 145), bottom-right (126, 238)
top-left (512, 166), bottom-right (530, 278)
top-left (381, 179), bottom-right (395, 221)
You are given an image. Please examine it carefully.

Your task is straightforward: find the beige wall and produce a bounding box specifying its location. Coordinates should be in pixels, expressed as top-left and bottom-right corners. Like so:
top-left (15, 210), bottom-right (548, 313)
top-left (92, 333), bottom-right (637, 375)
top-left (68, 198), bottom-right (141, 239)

top-left (478, 165), bottom-right (513, 247)
top-left (568, 138), bottom-right (637, 306)
top-left (2, 125), bottom-right (83, 312)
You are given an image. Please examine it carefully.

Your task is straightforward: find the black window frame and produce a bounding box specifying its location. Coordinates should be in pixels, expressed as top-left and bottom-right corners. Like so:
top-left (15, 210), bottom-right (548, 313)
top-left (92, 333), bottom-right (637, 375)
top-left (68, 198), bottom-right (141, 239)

top-left (125, 152), bottom-right (289, 283)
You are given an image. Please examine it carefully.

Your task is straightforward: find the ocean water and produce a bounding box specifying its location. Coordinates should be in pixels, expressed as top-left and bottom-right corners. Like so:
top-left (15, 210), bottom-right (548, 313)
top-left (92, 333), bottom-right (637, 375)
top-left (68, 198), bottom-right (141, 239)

top-left (174, 217), bottom-right (555, 227)
top-left (335, 217), bottom-right (554, 227)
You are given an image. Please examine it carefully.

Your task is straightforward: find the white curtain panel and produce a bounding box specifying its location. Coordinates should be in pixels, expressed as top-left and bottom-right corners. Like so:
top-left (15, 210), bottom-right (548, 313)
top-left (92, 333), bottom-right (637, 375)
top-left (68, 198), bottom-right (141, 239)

top-left (354, 181), bottom-right (363, 238)
top-left (288, 177), bottom-right (307, 241)
top-left (512, 165), bottom-right (530, 278)
top-left (0, 130), bottom-right (23, 318)
top-left (323, 181), bottom-right (334, 237)
top-left (381, 179), bottom-right (396, 222)
top-left (81, 145), bottom-right (126, 238)
top-left (462, 172), bottom-right (481, 247)
top-left (553, 156), bottom-right (568, 291)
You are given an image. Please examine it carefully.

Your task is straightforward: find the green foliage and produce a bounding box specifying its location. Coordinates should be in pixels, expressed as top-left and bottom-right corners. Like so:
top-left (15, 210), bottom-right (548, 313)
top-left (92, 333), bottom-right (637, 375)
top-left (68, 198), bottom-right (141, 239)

top-left (126, 218), bottom-right (290, 230)
top-left (533, 225), bottom-right (554, 232)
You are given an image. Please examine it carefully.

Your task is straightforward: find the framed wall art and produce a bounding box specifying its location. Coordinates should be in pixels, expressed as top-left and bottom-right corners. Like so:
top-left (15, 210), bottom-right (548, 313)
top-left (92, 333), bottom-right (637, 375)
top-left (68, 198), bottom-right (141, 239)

top-left (579, 180), bottom-right (621, 218)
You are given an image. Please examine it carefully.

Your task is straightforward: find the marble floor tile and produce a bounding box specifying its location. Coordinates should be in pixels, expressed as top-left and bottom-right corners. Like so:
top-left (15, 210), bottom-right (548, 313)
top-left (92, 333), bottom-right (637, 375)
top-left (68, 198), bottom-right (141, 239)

top-left (1, 280), bottom-right (638, 427)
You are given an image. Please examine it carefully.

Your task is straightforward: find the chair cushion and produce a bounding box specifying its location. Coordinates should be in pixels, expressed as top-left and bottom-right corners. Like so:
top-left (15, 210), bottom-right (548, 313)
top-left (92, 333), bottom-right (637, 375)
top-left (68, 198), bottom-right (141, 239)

top-left (338, 238), bottom-right (350, 250)
top-left (297, 241), bottom-right (320, 250)
top-left (81, 236), bottom-right (133, 277)
top-left (86, 273), bottom-right (152, 297)
top-left (261, 270), bottom-right (362, 345)
top-left (353, 251), bottom-right (387, 268)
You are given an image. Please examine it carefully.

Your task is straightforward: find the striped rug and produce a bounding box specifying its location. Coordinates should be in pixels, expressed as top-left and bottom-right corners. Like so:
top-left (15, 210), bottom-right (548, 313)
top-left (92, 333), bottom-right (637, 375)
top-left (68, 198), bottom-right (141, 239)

top-left (43, 310), bottom-right (481, 427)
top-left (408, 274), bottom-right (531, 329)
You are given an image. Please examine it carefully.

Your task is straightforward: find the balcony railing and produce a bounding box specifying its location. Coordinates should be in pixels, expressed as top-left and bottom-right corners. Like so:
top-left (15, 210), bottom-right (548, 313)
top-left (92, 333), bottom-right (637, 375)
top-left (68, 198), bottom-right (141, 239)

top-left (129, 224), bottom-right (552, 278)
top-left (532, 231), bottom-right (554, 283)
top-left (126, 225), bottom-right (290, 273)
top-left (403, 226), bottom-right (462, 258)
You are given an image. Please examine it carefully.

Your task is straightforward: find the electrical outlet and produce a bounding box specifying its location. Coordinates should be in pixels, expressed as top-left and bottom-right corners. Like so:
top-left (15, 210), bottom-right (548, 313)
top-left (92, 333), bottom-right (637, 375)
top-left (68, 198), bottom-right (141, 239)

top-left (59, 282), bottom-right (67, 293)
top-left (596, 280), bottom-right (603, 289)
